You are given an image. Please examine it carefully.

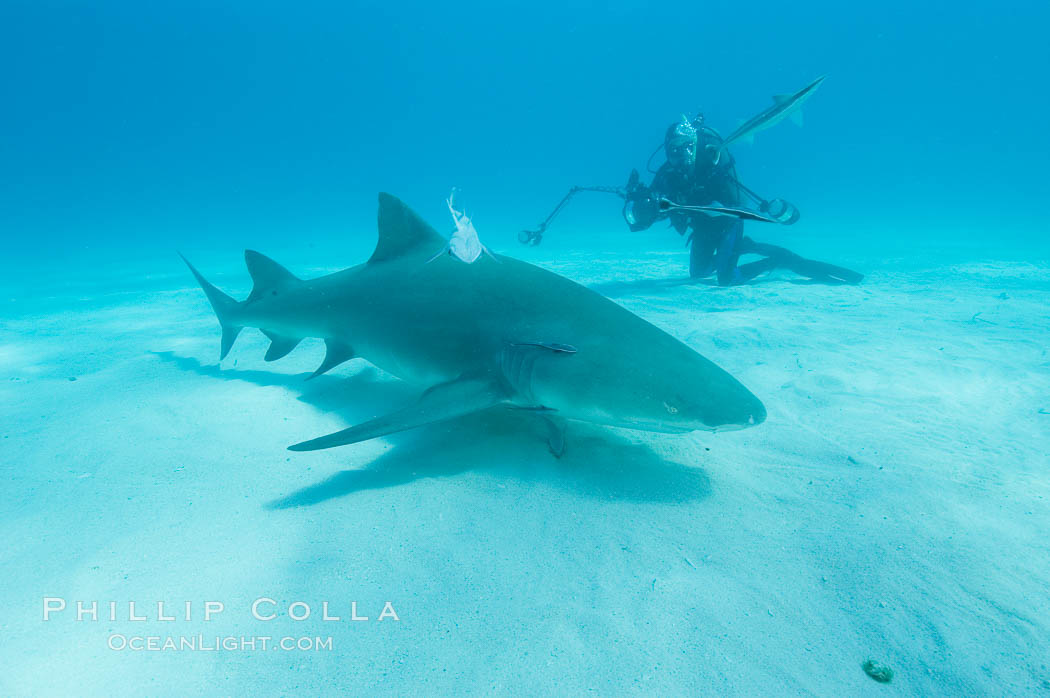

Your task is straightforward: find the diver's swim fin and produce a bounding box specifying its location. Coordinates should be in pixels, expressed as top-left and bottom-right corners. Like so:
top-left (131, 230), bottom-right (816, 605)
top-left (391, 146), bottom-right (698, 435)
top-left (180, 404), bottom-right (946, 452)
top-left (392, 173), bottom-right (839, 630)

top-left (793, 259), bottom-right (864, 284)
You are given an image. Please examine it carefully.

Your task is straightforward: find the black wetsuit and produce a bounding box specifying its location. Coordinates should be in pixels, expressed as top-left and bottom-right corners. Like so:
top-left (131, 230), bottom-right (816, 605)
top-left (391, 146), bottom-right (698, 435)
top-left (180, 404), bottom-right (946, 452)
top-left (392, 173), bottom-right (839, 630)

top-left (644, 127), bottom-right (863, 286)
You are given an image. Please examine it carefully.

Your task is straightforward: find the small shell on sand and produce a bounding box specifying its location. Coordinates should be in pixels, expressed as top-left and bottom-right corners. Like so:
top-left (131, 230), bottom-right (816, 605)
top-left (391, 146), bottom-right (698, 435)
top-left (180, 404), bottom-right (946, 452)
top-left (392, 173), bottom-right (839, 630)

top-left (862, 659), bottom-right (894, 683)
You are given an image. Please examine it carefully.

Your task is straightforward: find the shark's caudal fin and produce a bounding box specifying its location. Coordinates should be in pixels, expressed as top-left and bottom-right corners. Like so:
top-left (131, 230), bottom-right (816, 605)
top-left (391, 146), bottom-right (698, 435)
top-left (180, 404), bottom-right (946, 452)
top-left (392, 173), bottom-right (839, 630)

top-left (369, 193), bottom-right (446, 264)
top-left (179, 253), bottom-right (243, 360)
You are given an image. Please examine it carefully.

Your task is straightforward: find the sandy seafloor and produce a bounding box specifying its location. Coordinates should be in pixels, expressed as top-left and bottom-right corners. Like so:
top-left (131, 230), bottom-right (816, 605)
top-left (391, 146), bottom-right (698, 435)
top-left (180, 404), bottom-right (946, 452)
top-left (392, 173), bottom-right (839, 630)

top-left (1, 233), bottom-right (1049, 696)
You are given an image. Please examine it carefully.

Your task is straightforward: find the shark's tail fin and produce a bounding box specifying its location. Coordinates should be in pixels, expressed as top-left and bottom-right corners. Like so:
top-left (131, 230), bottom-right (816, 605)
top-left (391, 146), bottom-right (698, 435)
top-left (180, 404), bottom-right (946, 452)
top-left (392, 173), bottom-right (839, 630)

top-left (179, 252), bottom-right (243, 360)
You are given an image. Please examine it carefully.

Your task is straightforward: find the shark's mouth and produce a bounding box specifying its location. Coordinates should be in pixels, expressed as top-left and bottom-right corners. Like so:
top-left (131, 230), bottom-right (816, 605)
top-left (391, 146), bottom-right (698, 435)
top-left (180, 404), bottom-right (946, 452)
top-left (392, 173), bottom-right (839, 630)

top-left (573, 414), bottom-right (699, 435)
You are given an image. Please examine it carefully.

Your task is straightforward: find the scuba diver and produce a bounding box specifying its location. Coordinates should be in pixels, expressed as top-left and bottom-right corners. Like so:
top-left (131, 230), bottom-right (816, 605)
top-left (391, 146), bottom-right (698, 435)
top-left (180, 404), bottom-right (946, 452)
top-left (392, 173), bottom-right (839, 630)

top-left (621, 115), bottom-right (863, 285)
top-left (520, 76), bottom-right (863, 285)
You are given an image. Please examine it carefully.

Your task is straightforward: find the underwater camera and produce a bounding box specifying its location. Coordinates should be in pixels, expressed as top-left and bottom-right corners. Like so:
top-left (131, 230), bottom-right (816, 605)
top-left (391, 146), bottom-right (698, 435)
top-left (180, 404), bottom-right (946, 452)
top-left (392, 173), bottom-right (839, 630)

top-left (761, 198), bottom-right (800, 225)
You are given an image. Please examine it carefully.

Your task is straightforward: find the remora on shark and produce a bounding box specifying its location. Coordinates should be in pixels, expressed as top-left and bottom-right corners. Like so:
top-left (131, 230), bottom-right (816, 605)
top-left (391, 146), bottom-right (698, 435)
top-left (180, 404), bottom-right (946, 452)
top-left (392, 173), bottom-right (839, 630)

top-left (181, 193), bottom-right (765, 455)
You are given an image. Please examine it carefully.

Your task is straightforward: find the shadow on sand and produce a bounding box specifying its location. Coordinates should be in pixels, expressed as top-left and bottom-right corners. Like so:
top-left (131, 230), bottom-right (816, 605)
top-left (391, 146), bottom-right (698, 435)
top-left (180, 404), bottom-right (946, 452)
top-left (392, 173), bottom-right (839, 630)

top-left (586, 276), bottom-right (714, 298)
top-left (154, 351), bottom-right (713, 509)
top-left (586, 273), bottom-right (849, 298)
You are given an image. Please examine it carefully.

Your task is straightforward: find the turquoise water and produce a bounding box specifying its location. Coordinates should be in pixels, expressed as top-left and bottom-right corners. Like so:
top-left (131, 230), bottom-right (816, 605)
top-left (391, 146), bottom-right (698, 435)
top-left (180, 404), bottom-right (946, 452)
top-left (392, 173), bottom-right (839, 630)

top-left (2, 2), bottom-right (1049, 696)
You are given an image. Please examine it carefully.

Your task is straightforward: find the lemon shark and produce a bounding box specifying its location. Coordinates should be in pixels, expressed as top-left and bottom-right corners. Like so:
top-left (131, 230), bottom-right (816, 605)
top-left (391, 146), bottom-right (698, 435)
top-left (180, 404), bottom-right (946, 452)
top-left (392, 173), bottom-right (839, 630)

top-left (721, 75), bottom-right (827, 150)
top-left (181, 193), bottom-right (765, 455)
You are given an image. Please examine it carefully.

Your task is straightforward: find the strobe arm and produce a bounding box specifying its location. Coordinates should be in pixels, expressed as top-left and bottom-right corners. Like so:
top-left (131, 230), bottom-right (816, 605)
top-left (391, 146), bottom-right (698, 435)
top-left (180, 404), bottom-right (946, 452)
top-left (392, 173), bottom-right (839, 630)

top-left (519, 184), bottom-right (629, 245)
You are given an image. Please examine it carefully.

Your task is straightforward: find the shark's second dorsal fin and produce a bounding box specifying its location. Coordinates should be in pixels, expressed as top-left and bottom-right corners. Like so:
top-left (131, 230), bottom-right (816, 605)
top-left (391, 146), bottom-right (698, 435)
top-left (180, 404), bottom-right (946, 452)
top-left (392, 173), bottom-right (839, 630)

top-left (369, 193), bottom-right (446, 264)
top-left (245, 250), bottom-right (299, 302)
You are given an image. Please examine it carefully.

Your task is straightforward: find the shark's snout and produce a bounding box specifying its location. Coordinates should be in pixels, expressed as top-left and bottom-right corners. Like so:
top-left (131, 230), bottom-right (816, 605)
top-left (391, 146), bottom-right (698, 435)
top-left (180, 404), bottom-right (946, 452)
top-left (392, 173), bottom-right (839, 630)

top-left (692, 384), bottom-right (766, 432)
top-left (747, 397), bottom-right (767, 427)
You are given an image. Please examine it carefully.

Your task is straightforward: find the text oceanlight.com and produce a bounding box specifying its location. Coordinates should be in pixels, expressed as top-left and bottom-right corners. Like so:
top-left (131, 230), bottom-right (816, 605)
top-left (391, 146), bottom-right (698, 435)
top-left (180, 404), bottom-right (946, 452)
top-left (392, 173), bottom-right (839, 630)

top-left (108, 634), bottom-right (334, 652)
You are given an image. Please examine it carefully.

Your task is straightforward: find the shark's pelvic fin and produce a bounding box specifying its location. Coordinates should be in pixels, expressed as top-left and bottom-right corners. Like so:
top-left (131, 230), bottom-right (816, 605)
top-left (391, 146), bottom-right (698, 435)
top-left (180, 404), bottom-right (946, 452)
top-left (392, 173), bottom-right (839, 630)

top-left (288, 375), bottom-right (507, 451)
top-left (541, 414), bottom-right (566, 458)
top-left (245, 250), bottom-right (300, 302)
top-left (179, 252), bottom-right (243, 360)
top-left (369, 193), bottom-right (447, 265)
top-left (262, 330), bottom-right (303, 362)
top-left (306, 339), bottom-right (355, 380)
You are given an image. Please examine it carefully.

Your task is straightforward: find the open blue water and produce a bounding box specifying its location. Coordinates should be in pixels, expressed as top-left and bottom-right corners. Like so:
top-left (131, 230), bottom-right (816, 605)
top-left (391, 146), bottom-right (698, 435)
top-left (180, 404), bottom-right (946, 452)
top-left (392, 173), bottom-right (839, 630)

top-left (2, 1), bottom-right (1049, 695)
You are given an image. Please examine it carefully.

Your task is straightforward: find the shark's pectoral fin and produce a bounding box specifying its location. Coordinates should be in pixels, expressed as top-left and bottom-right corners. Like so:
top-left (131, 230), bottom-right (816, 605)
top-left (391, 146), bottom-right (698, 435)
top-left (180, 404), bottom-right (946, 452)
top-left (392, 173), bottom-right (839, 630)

top-left (262, 330), bottom-right (302, 362)
top-left (789, 108), bottom-right (804, 127)
top-left (288, 375), bottom-right (508, 451)
top-left (306, 339), bottom-right (355, 380)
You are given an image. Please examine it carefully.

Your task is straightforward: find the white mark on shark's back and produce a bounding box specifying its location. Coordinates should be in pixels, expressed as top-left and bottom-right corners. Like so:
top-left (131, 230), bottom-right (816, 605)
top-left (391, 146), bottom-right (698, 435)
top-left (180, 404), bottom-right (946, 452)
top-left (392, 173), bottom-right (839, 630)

top-left (427, 188), bottom-right (496, 264)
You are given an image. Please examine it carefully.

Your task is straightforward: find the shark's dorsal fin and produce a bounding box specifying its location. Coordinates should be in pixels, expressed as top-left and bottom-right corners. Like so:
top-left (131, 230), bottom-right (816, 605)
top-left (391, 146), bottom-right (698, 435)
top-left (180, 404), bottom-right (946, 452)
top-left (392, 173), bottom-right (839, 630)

top-left (773, 94), bottom-right (791, 104)
top-left (370, 193), bottom-right (446, 264)
top-left (245, 250), bottom-right (299, 302)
